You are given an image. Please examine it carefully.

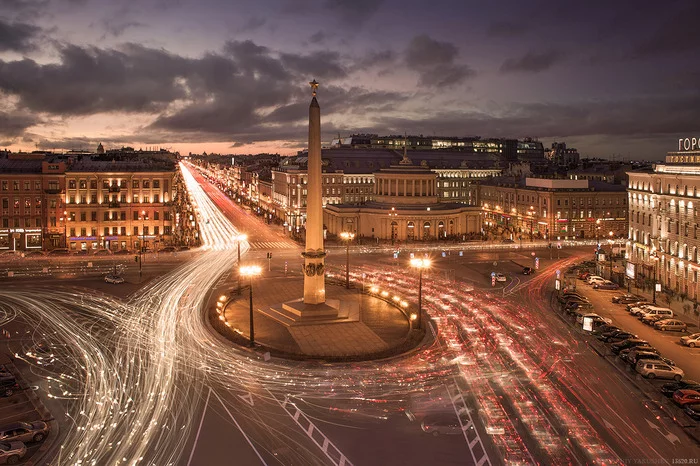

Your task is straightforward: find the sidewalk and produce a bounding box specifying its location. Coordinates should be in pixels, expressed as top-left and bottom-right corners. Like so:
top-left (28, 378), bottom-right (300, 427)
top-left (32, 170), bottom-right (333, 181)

top-left (209, 270), bottom-right (419, 361)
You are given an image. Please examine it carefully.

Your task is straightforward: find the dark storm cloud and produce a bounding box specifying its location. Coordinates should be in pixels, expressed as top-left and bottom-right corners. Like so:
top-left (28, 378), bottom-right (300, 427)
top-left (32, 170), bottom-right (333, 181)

top-left (0, 110), bottom-right (39, 137)
top-left (405, 34), bottom-right (474, 87)
top-left (280, 50), bottom-right (347, 79)
top-left (500, 50), bottom-right (564, 74)
top-left (0, 18), bottom-right (41, 52)
top-left (100, 19), bottom-right (144, 38)
top-left (374, 93), bottom-right (700, 141)
top-left (0, 44), bottom-right (190, 114)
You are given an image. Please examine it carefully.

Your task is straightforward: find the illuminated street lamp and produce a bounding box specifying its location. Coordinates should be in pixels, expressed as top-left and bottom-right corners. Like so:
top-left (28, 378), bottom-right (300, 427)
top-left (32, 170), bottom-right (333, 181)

top-left (239, 265), bottom-right (262, 347)
top-left (528, 206), bottom-right (536, 241)
top-left (410, 258), bottom-right (431, 329)
top-left (60, 210), bottom-right (71, 249)
top-left (234, 233), bottom-right (248, 294)
top-left (139, 210), bottom-right (147, 280)
top-left (340, 231), bottom-right (355, 289)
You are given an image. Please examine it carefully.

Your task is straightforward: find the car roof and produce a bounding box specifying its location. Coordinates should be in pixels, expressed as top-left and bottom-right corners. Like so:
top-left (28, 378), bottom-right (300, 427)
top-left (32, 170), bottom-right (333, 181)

top-left (0, 422), bottom-right (31, 431)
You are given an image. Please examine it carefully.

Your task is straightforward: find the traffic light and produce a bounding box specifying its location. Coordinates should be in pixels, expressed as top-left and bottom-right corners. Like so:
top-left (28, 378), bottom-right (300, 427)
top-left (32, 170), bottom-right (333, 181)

top-left (134, 255), bottom-right (139, 262)
top-left (267, 252), bottom-right (272, 259)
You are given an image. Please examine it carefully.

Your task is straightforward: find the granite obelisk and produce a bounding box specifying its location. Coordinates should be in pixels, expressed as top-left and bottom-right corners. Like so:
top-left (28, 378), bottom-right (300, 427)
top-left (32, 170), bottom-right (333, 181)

top-left (302, 80), bottom-right (326, 304)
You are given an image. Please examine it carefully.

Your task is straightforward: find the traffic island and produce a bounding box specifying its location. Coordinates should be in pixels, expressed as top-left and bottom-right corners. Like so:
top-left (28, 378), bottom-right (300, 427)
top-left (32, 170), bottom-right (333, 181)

top-left (208, 274), bottom-right (423, 362)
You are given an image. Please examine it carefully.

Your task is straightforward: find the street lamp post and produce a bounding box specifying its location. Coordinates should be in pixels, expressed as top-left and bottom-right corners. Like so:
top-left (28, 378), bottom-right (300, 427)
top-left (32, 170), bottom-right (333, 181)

top-left (410, 258), bottom-right (431, 329)
top-left (234, 233), bottom-right (248, 294)
top-left (61, 210), bottom-right (71, 249)
top-left (139, 210), bottom-right (146, 280)
top-left (239, 265), bottom-right (262, 347)
top-left (528, 206), bottom-right (535, 241)
top-left (340, 231), bottom-right (355, 289)
top-left (651, 252), bottom-right (659, 304)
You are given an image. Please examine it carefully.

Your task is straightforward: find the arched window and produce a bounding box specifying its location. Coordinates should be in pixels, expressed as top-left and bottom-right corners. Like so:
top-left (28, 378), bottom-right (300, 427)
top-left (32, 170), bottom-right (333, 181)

top-left (407, 221), bottom-right (415, 240)
top-left (423, 221), bottom-right (431, 240)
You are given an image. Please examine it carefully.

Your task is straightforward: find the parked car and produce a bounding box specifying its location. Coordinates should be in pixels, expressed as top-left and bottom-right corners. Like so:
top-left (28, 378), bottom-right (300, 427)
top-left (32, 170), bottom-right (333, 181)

top-left (684, 403), bottom-right (700, 421)
top-left (104, 275), bottom-right (124, 284)
top-left (594, 280), bottom-right (620, 290)
top-left (93, 249), bottom-right (113, 256)
top-left (600, 331), bottom-right (636, 343)
top-left (577, 271), bottom-right (592, 280)
top-left (0, 378), bottom-right (19, 398)
top-left (660, 380), bottom-right (700, 397)
top-left (577, 313), bottom-right (612, 325)
top-left (680, 333), bottom-right (700, 348)
top-left (522, 267), bottom-right (533, 275)
top-left (501, 239), bottom-right (514, 244)
top-left (612, 294), bottom-right (643, 304)
top-left (619, 346), bottom-right (656, 362)
top-left (494, 273), bottom-right (507, 282)
top-left (23, 250), bottom-right (45, 257)
top-left (654, 319), bottom-right (688, 332)
top-left (630, 304), bottom-right (660, 316)
top-left (626, 301), bottom-right (653, 312)
top-left (587, 276), bottom-right (606, 285)
top-left (420, 413), bottom-right (462, 436)
top-left (113, 249), bottom-right (132, 255)
top-left (0, 421), bottom-right (49, 443)
top-left (160, 246), bottom-right (177, 253)
top-left (637, 307), bottom-right (673, 321)
top-left (592, 325), bottom-right (620, 336)
top-left (641, 314), bottom-right (668, 326)
top-left (636, 361), bottom-right (684, 381)
top-left (0, 441), bottom-right (27, 464)
top-left (611, 339), bottom-right (649, 354)
top-left (672, 389), bottom-right (700, 406)
top-left (627, 352), bottom-right (674, 367)
top-left (74, 250), bottom-right (89, 256)
top-left (178, 246), bottom-right (190, 251)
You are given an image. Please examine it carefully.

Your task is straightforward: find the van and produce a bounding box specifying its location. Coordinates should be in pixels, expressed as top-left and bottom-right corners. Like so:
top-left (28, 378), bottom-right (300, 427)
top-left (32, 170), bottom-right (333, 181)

top-left (637, 307), bottom-right (673, 320)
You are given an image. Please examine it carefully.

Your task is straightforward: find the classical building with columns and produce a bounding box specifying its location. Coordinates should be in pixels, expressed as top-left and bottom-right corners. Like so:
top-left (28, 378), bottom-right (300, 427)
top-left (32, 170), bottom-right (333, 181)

top-left (324, 154), bottom-right (481, 241)
top-left (628, 149), bottom-right (700, 300)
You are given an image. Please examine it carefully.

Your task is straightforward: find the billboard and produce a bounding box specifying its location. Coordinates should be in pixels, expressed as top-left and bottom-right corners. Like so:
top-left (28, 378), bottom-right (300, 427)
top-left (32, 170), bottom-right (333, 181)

top-left (626, 262), bottom-right (636, 279)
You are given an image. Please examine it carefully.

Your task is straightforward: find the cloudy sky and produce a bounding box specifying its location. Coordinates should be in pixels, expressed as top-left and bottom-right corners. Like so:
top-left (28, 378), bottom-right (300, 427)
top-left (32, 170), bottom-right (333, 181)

top-left (1, 0), bottom-right (698, 159)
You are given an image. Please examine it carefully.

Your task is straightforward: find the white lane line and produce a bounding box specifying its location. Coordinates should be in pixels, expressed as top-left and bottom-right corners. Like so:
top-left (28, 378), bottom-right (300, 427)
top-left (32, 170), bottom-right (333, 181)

top-left (212, 390), bottom-right (269, 466)
top-left (186, 387), bottom-right (212, 466)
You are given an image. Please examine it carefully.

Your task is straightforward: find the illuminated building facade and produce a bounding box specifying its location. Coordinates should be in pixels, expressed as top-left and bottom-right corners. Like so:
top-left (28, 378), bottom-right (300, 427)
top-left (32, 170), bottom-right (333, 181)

top-left (480, 178), bottom-right (627, 241)
top-left (628, 149), bottom-right (700, 299)
top-left (63, 158), bottom-right (177, 252)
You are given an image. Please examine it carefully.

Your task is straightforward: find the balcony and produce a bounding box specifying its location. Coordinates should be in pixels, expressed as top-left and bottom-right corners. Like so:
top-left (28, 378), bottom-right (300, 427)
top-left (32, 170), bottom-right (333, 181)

top-left (109, 185), bottom-right (121, 192)
top-left (108, 201), bottom-right (121, 208)
top-left (44, 188), bottom-right (63, 195)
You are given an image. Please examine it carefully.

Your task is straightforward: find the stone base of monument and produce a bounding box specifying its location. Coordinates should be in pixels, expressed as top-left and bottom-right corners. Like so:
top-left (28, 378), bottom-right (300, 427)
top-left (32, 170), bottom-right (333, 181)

top-left (259, 298), bottom-right (360, 327)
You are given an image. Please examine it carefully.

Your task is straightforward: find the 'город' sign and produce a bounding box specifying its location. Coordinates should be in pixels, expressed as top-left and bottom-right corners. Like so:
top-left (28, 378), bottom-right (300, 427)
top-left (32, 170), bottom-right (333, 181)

top-left (679, 137), bottom-right (700, 151)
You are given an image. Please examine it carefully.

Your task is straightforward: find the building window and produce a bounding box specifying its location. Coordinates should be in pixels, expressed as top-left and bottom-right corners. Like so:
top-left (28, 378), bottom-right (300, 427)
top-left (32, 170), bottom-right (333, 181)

top-left (68, 180), bottom-right (76, 189)
top-left (105, 227), bottom-right (110, 236)
top-left (133, 226), bottom-right (138, 236)
top-left (79, 180), bottom-right (87, 189)
top-left (153, 180), bottom-right (160, 189)
top-left (154, 226), bottom-right (159, 235)
top-left (90, 180), bottom-right (97, 189)
top-left (133, 180), bottom-right (139, 188)
top-left (80, 212), bottom-right (86, 222)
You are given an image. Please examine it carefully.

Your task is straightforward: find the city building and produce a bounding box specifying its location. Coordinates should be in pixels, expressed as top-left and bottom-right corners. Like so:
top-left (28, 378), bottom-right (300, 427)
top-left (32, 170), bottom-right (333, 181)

top-left (63, 156), bottom-right (178, 252)
top-left (330, 134), bottom-right (545, 163)
top-left (545, 142), bottom-right (580, 167)
top-left (480, 177), bottom-right (627, 241)
top-left (323, 152), bottom-right (482, 241)
top-left (628, 148), bottom-right (700, 300)
top-left (0, 154), bottom-right (66, 251)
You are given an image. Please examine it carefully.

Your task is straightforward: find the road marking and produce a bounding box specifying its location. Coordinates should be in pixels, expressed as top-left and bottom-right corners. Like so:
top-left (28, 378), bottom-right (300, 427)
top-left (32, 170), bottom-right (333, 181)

top-left (269, 388), bottom-right (352, 466)
top-left (445, 382), bottom-right (494, 466)
top-left (239, 392), bottom-right (255, 407)
top-left (212, 390), bottom-right (269, 465)
top-left (186, 387), bottom-right (211, 466)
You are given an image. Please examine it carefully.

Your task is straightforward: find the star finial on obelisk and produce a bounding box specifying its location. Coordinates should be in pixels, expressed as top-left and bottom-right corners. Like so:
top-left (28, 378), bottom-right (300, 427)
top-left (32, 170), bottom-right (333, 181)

top-left (309, 79), bottom-right (319, 96)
